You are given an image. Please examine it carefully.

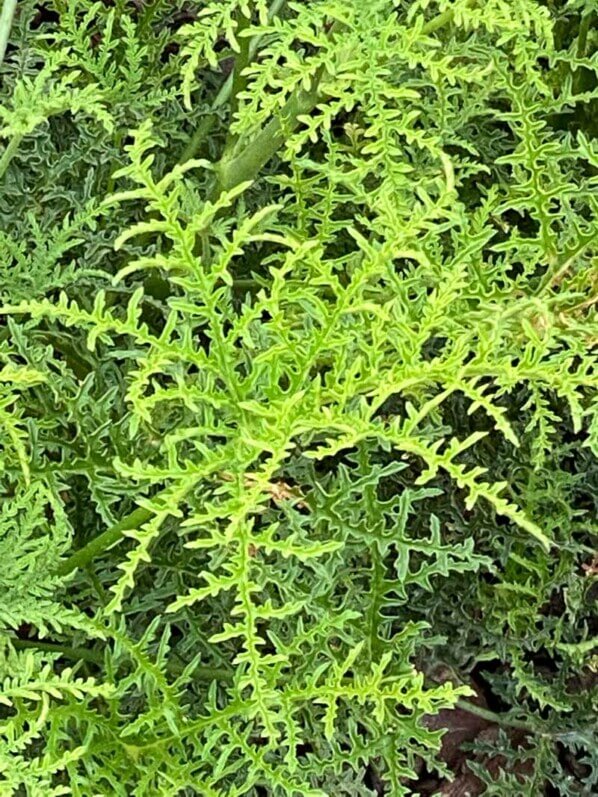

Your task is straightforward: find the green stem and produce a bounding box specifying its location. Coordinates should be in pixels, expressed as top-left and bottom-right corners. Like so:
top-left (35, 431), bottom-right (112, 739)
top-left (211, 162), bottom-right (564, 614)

top-left (179, 0), bottom-right (287, 165)
top-left (0, 132), bottom-right (23, 180)
top-left (216, 64), bottom-right (325, 191)
top-left (214, 3), bottom-right (470, 193)
top-left (421, 5), bottom-right (463, 35)
top-left (10, 637), bottom-right (104, 665)
top-left (0, 0), bottom-right (17, 68)
top-left (179, 112), bottom-right (222, 165)
top-left (576, 15), bottom-right (590, 57)
top-left (8, 636), bottom-right (233, 682)
top-left (455, 699), bottom-right (535, 734)
top-left (222, 10), bottom-right (252, 158)
top-left (57, 506), bottom-right (153, 576)
top-left (454, 699), bottom-right (591, 743)
top-left (536, 222), bottom-right (597, 295)
top-left (138, 0), bottom-right (163, 37)
top-left (573, 12), bottom-right (592, 95)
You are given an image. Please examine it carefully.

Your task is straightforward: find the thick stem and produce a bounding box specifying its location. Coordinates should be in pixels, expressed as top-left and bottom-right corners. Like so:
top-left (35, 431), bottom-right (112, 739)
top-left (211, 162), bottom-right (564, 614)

top-left (179, 0), bottom-right (287, 165)
top-left (213, 3), bottom-right (471, 193)
top-left (216, 65), bottom-right (325, 191)
top-left (57, 506), bottom-right (153, 576)
top-left (0, 132), bottom-right (23, 180)
top-left (0, 0), bottom-right (17, 68)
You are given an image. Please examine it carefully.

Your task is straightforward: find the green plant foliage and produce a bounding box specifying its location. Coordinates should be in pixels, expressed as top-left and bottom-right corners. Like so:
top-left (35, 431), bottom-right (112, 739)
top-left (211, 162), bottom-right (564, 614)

top-left (0, 0), bottom-right (596, 794)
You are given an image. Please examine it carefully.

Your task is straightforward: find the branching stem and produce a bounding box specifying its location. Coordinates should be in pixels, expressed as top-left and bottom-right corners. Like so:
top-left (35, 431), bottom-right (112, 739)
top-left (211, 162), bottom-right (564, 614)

top-left (179, 0), bottom-right (287, 164)
top-left (57, 0), bottom-right (475, 579)
top-left (212, 2), bottom-right (473, 193)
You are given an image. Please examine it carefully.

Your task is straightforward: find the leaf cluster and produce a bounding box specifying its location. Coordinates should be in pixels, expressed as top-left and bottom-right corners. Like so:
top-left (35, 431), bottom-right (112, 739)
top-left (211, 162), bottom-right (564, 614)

top-left (0, 1), bottom-right (596, 794)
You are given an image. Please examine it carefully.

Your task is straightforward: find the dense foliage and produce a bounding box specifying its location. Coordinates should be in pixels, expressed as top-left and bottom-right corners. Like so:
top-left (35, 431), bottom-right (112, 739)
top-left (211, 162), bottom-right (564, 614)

top-left (0, 1), bottom-right (596, 794)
